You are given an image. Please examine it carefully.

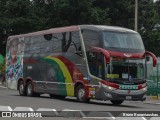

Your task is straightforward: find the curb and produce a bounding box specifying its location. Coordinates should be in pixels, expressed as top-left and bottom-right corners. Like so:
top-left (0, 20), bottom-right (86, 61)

top-left (150, 96), bottom-right (160, 100)
top-left (0, 84), bottom-right (7, 89)
top-left (0, 81), bottom-right (7, 89)
top-left (143, 102), bottom-right (160, 105)
top-left (13, 107), bottom-right (34, 111)
top-left (84, 111), bottom-right (115, 120)
top-left (36, 108), bottom-right (58, 117)
top-left (59, 109), bottom-right (85, 118)
top-left (0, 106), bottom-right (12, 111)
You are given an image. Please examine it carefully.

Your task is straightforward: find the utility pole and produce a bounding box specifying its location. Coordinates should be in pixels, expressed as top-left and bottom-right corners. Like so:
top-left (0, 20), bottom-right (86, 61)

top-left (135, 0), bottom-right (138, 31)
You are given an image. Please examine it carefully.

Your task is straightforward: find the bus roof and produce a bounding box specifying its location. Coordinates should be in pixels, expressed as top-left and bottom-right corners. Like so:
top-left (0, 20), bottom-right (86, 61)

top-left (80, 25), bottom-right (137, 33)
top-left (8, 25), bottom-right (137, 39)
top-left (8, 26), bottom-right (79, 39)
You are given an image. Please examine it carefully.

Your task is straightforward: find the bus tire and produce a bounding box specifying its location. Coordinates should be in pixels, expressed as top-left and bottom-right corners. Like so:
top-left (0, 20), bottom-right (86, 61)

top-left (110, 100), bottom-right (123, 105)
top-left (18, 81), bottom-right (26, 96)
top-left (26, 81), bottom-right (34, 97)
top-left (76, 85), bottom-right (90, 103)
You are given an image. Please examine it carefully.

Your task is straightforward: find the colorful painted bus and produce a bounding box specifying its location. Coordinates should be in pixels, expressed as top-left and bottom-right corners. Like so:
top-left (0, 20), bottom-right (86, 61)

top-left (6, 25), bottom-right (157, 105)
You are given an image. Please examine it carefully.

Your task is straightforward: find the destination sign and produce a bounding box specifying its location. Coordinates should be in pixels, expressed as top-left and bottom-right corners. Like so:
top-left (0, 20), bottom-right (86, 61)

top-left (119, 85), bottom-right (138, 90)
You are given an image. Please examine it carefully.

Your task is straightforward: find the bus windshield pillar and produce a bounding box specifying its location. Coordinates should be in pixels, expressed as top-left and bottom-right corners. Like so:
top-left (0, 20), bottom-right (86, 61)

top-left (91, 47), bottom-right (110, 63)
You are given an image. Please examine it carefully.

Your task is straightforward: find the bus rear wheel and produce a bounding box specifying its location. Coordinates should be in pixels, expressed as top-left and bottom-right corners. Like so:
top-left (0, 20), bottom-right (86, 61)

top-left (110, 100), bottom-right (123, 105)
top-left (18, 81), bottom-right (26, 96)
top-left (26, 81), bottom-right (34, 97)
top-left (76, 85), bottom-right (90, 103)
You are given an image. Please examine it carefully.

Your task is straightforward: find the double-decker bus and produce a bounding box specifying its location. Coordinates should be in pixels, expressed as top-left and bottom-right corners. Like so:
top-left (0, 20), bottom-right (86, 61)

top-left (6, 25), bottom-right (157, 105)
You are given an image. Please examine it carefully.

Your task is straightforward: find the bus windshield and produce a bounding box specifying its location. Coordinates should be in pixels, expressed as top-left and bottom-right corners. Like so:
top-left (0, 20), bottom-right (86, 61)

top-left (106, 58), bottom-right (146, 82)
top-left (103, 31), bottom-right (145, 53)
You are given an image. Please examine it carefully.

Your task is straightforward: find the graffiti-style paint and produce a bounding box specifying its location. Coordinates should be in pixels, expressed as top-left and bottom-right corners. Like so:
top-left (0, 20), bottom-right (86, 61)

top-left (6, 38), bottom-right (25, 89)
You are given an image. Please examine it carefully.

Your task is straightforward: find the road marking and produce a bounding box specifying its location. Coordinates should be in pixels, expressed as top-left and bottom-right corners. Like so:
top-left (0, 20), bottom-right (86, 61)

top-left (144, 102), bottom-right (160, 105)
top-left (84, 111), bottom-right (115, 120)
top-left (62, 109), bottom-right (82, 111)
top-left (36, 108), bottom-right (58, 116)
top-left (13, 107), bottom-right (34, 111)
top-left (59, 109), bottom-right (86, 117)
top-left (142, 117), bottom-right (147, 120)
top-left (0, 106), bottom-right (12, 111)
top-left (83, 117), bottom-right (115, 119)
top-left (0, 85), bottom-right (7, 89)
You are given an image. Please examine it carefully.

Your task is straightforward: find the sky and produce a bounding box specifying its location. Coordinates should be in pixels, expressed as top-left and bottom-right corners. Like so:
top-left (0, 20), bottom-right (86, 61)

top-left (154, 0), bottom-right (159, 2)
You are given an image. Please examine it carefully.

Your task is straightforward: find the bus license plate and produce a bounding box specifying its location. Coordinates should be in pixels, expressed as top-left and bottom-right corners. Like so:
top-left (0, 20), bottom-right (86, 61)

top-left (126, 96), bottom-right (132, 100)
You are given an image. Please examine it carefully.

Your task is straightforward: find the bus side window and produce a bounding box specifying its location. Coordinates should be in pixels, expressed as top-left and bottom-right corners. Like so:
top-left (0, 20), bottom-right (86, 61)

top-left (42, 34), bottom-right (53, 53)
top-left (45, 41), bottom-right (54, 52)
top-left (61, 31), bottom-right (82, 56)
top-left (30, 42), bottom-right (41, 54)
top-left (52, 33), bottom-right (62, 52)
top-left (24, 37), bottom-right (30, 53)
top-left (29, 36), bottom-right (43, 54)
top-left (67, 31), bottom-right (81, 54)
top-left (42, 33), bottom-right (62, 53)
top-left (82, 30), bottom-right (100, 51)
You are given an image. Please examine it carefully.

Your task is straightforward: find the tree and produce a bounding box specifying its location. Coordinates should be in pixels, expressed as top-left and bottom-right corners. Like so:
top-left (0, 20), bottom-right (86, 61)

top-left (105, 0), bottom-right (135, 29)
top-left (138, 0), bottom-right (160, 55)
top-left (0, 0), bottom-right (160, 56)
top-left (0, 56), bottom-right (5, 79)
top-left (49, 0), bottom-right (110, 26)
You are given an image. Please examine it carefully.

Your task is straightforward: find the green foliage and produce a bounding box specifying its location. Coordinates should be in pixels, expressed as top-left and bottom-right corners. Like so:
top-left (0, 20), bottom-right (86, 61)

top-left (0, 0), bottom-right (160, 56)
top-left (90, 7), bottom-right (110, 25)
top-left (139, 0), bottom-right (160, 56)
top-left (0, 61), bottom-right (5, 75)
top-left (105, 0), bottom-right (135, 28)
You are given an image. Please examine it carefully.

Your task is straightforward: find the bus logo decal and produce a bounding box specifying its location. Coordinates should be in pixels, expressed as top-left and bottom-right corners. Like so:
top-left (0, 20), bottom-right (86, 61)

top-left (124, 53), bottom-right (132, 57)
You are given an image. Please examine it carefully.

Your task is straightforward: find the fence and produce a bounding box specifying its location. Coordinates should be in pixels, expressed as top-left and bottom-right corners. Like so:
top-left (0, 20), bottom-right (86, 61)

top-left (147, 58), bottom-right (160, 97)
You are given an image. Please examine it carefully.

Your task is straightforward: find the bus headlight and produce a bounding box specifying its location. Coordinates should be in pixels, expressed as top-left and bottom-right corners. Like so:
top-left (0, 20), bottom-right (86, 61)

top-left (141, 86), bottom-right (147, 92)
top-left (101, 83), bottom-right (116, 90)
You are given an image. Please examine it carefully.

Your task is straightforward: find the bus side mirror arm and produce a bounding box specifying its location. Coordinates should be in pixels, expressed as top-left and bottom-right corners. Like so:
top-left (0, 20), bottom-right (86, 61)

top-left (91, 46), bottom-right (110, 63)
top-left (145, 51), bottom-right (157, 67)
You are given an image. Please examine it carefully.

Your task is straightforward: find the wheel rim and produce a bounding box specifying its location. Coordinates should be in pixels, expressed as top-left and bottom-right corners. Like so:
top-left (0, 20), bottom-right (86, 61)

top-left (78, 88), bottom-right (85, 100)
top-left (19, 83), bottom-right (24, 94)
top-left (27, 84), bottom-right (32, 95)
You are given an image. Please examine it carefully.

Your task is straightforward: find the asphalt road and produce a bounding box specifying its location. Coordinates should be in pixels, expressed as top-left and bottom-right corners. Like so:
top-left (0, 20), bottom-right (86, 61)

top-left (0, 86), bottom-right (160, 112)
top-left (1, 84), bottom-right (160, 120)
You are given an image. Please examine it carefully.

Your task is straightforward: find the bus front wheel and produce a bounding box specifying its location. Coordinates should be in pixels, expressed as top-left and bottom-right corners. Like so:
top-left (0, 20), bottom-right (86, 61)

top-left (18, 81), bottom-right (26, 96)
top-left (110, 100), bottom-right (123, 105)
top-left (76, 85), bottom-right (90, 103)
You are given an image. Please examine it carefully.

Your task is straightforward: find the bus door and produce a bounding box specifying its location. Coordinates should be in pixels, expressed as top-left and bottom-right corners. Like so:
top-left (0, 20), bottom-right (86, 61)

top-left (87, 52), bottom-right (105, 79)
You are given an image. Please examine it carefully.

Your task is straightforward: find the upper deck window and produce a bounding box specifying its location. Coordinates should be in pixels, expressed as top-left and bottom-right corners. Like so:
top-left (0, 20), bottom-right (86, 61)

top-left (82, 30), bottom-right (100, 51)
top-left (103, 31), bottom-right (145, 53)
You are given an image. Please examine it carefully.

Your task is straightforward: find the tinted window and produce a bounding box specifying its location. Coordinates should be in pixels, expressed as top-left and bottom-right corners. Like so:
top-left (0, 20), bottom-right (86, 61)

top-left (41, 33), bottom-right (62, 53)
top-left (30, 36), bottom-right (42, 53)
top-left (82, 30), bottom-right (100, 51)
top-left (103, 31), bottom-right (145, 53)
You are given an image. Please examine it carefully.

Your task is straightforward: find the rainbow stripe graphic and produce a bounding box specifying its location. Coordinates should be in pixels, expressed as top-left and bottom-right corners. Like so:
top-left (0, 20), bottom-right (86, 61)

top-left (43, 56), bottom-right (74, 96)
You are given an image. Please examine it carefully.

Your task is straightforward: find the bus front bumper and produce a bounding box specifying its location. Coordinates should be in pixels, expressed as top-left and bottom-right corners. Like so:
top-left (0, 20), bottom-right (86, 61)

top-left (97, 87), bottom-right (146, 101)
